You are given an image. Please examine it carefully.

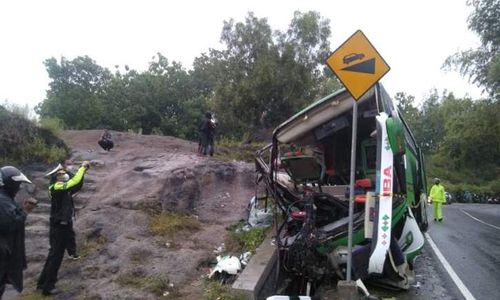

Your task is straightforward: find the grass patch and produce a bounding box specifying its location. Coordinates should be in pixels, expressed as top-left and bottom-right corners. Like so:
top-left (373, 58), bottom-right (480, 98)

top-left (225, 223), bottom-right (269, 254)
top-left (116, 272), bottom-right (177, 297)
top-left (129, 248), bottom-right (152, 265)
top-left (214, 137), bottom-right (267, 163)
top-left (130, 252), bottom-right (146, 265)
top-left (149, 212), bottom-right (201, 237)
top-left (16, 292), bottom-right (52, 299)
top-left (203, 281), bottom-right (246, 300)
top-left (80, 235), bottom-right (108, 258)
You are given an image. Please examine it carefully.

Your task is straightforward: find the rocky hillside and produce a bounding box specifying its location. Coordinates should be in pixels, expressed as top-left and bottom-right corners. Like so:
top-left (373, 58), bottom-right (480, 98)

top-left (6, 130), bottom-right (255, 299)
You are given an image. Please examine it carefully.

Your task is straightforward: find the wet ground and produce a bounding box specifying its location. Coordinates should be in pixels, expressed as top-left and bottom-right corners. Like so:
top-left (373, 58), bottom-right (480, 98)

top-left (424, 203), bottom-right (500, 300)
top-left (367, 241), bottom-right (464, 300)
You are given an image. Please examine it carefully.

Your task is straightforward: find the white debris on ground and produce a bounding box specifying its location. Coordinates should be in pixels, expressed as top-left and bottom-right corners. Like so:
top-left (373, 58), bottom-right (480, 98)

top-left (247, 196), bottom-right (273, 228)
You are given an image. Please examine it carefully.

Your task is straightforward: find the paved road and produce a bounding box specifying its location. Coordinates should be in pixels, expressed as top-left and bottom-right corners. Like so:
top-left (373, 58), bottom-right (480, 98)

top-left (426, 203), bottom-right (500, 300)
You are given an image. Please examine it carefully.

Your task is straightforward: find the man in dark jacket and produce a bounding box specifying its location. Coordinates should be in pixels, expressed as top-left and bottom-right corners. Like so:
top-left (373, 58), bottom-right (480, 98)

top-left (98, 129), bottom-right (114, 151)
top-left (46, 160), bottom-right (80, 259)
top-left (0, 166), bottom-right (34, 299)
top-left (199, 112), bottom-right (216, 156)
top-left (37, 161), bottom-right (89, 296)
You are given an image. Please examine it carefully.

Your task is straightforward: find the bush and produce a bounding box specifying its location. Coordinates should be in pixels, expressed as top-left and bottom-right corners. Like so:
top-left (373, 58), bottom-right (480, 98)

top-left (0, 106), bottom-right (68, 165)
top-left (225, 223), bottom-right (268, 254)
top-left (39, 117), bottom-right (65, 135)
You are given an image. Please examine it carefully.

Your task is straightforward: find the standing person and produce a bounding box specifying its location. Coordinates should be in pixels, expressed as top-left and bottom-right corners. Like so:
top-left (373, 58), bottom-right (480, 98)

top-left (98, 129), bottom-right (114, 151)
top-left (45, 160), bottom-right (80, 259)
top-left (429, 178), bottom-right (446, 222)
top-left (199, 112), bottom-right (216, 156)
top-left (0, 166), bottom-right (35, 299)
top-left (37, 161), bottom-right (89, 296)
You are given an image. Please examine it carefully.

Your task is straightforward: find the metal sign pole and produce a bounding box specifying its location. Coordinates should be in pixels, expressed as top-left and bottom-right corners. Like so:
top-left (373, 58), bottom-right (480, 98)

top-left (347, 99), bottom-right (358, 282)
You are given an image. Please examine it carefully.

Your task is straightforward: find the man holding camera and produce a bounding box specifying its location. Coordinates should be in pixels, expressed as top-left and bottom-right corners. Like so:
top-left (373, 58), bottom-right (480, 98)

top-left (37, 161), bottom-right (89, 296)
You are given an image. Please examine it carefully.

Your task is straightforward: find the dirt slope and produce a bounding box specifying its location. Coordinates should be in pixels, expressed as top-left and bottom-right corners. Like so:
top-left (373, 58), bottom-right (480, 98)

top-left (6, 130), bottom-right (254, 299)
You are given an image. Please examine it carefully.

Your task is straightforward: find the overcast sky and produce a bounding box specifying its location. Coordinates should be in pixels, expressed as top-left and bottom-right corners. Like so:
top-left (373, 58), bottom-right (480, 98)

top-left (0, 0), bottom-right (484, 111)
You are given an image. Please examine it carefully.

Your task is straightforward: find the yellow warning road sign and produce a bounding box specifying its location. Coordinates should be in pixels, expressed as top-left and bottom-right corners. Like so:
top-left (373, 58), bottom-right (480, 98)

top-left (326, 30), bottom-right (390, 100)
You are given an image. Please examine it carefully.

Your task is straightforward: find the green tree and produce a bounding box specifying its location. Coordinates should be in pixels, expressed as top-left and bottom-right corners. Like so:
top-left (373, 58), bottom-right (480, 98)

top-left (443, 0), bottom-right (500, 96)
top-left (394, 92), bottom-right (420, 130)
top-left (415, 89), bottom-right (449, 153)
top-left (36, 56), bottom-right (112, 129)
top-left (416, 93), bottom-right (500, 193)
top-left (204, 11), bottom-right (332, 137)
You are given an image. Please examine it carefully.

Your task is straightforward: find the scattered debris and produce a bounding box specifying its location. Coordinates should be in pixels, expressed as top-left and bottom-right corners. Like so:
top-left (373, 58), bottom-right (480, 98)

top-left (213, 243), bottom-right (225, 254)
top-left (247, 196), bottom-right (273, 228)
top-left (239, 251), bottom-right (252, 266)
top-left (208, 255), bottom-right (242, 284)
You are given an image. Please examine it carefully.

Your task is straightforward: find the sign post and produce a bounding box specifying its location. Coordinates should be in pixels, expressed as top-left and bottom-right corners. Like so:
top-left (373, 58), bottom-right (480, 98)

top-left (326, 30), bottom-right (390, 284)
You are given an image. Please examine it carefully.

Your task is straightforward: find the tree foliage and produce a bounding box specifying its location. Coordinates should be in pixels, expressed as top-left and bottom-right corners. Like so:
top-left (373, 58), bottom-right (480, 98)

top-left (36, 11), bottom-right (339, 140)
top-left (209, 11), bottom-right (336, 136)
top-left (443, 0), bottom-right (500, 97)
top-left (396, 90), bottom-right (500, 194)
top-left (35, 56), bottom-right (111, 129)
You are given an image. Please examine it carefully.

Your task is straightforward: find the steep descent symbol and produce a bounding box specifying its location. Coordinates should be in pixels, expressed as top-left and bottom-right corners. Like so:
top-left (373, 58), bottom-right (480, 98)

top-left (325, 30), bottom-right (390, 100)
top-left (341, 58), bottom-right (376, 74)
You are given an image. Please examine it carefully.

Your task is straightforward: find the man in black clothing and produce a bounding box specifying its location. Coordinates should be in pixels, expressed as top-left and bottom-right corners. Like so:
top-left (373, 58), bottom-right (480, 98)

top-left (98, 129), bottom-right (114, 151)
top-left (47, 160), bottom-right (80, 260)
top-left (199, 112), bottom-right (216, 156)
top-left (0, 166), bottom-right (34, 299)
top-left (37, 161), bottom-right (89, 296)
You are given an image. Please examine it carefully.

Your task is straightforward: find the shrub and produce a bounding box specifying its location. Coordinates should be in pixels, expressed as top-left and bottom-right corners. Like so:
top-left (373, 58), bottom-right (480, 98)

top-left (225, 223), bottom-right (268, 254)
top-left (0, 106), bottom-right (68, 165)
top-left (39, 117), bottom-right (65, 135)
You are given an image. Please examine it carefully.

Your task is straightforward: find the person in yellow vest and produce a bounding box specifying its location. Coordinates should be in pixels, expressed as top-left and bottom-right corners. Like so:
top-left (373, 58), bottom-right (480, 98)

top-left (429, 178), bottom-right (446, 222)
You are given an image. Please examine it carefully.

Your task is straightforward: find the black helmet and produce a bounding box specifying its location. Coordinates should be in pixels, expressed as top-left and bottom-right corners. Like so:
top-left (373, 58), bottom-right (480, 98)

top-left (205, 112), bottom-right (212, 118)
top-left (0, 166), bottom-right (32, 198)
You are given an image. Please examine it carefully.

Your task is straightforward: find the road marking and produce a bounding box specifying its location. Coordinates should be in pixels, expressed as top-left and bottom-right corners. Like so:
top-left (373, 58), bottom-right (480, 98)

top-left (460, 209), bottom-right (500, 231)
top-left (425, 233), bottom-right (476, 300)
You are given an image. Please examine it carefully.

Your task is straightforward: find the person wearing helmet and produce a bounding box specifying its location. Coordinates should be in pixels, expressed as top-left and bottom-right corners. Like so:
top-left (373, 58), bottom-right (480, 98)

top-left (45, 159), bottom-right (81, 260)
top-left (0, 166), bottom-right (34, 298)
top-left (429, 178), bottom-right (446, 222)
top-left (37, 161), bottom-right (89, 296)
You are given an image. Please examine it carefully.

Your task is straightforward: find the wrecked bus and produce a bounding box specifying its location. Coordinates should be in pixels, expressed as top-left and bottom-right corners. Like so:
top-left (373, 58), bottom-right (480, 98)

top-left (254, 83), bottom-right (429, 296)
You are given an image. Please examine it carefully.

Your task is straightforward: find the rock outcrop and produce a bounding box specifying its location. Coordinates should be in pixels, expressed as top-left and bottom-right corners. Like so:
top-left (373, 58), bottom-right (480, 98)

top-left (6, 130), bottom-right (254, 299)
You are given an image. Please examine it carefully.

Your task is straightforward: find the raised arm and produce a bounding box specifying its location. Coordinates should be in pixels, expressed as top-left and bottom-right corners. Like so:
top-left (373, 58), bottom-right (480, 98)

top-left (53, 162), bottom-right (89, 191)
